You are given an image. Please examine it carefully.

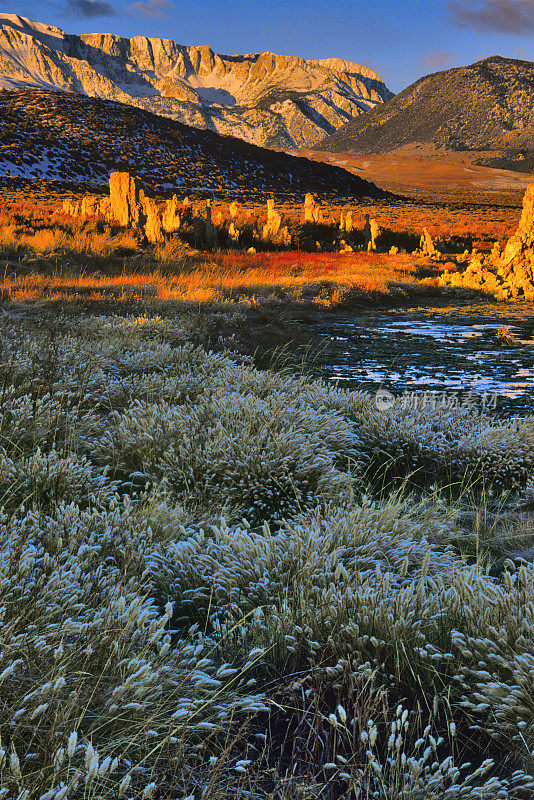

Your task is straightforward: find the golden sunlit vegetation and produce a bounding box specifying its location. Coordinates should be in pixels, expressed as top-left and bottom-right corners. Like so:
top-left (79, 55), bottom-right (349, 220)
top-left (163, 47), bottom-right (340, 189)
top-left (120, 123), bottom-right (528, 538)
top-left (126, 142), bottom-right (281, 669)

top-left (0, 188), bottom-right (520, 309)
top-left (0, 189), bottom-right (521, 252)
top-left (0, 252), bottom-right (433, 305)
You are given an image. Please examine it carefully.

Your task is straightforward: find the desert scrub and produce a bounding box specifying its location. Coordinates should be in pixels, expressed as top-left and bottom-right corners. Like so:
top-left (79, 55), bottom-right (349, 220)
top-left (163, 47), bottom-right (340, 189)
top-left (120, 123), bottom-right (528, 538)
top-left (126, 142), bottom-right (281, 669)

top-left (0, 447), bottom-right (116, 514)
top-left (0, 501), bottom-right (268, 800)
top-left (0, 307), bottom-right (533, 797)
top-left (97, 392), bottom-right (363, 523)
top-left (144, 499), bottom-right (460, 663)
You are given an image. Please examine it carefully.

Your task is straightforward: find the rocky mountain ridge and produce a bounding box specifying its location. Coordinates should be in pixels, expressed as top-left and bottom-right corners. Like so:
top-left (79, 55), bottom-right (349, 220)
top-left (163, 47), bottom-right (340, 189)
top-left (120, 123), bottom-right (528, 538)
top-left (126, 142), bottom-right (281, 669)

top-left (0, 14), bottom-right (392, 148)
top-left (319, 56), bottom-right (534, 172)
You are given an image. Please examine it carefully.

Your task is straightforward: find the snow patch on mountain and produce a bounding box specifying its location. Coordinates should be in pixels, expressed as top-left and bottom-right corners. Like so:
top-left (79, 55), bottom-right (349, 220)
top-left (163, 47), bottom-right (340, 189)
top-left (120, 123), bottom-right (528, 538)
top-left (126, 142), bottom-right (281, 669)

top-left (0, 14), bottom-right (393, 148)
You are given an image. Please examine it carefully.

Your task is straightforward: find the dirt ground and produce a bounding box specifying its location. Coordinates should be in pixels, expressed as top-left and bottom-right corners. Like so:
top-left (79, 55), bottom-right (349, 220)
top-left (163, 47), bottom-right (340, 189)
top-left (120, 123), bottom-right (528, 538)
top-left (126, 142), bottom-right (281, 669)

top-left (295, 143), bottom-right (533, 205)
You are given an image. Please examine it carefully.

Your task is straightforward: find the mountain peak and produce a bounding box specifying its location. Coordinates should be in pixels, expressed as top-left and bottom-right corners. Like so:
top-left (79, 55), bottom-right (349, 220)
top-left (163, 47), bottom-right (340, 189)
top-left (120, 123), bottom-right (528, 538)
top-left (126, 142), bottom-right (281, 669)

top-left (318, 55), bottom-right (534, 171)
top-left (0, 13), bottom-right (65, 38)
top-left (0, 14), bottom-right (392, 149)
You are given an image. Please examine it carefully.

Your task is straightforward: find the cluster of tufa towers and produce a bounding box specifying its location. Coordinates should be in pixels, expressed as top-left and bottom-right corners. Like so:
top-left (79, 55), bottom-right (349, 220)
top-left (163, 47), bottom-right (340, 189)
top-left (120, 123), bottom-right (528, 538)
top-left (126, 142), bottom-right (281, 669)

top-left (62, 172), bottom-right (381, 252)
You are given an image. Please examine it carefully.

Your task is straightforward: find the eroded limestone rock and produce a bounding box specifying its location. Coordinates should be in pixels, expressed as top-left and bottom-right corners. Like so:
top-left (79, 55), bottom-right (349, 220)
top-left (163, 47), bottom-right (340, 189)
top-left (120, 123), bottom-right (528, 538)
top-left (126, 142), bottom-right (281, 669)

top-left (439, 182), bottom-right (534, 301)
top-left (419, 228), bottom-right (437, 257)
top-left (313, 205), bottom-right (323, 224)
top-left (62, 195), bottom-right (110, 219)
top-left (262, 198), bottom-right (282, 241)
top-left (140, 191), bottom-right (163, 244)
top-left (502, 183), bottom-right (534, 265)
top-left (162, 195), bottom-right (181, 233)
top-left (62, 199), bottom-right (79, 216)
top-left (279, 226), bottom-right (292, 247)
top-left (363, 215), bottom-right (379, 251)
top-left (109, 172), bottom-right (142, 227)
top-left (62, 171), bottom-right (186, 244)
top-left (303, 193), bottom-right (315, 223)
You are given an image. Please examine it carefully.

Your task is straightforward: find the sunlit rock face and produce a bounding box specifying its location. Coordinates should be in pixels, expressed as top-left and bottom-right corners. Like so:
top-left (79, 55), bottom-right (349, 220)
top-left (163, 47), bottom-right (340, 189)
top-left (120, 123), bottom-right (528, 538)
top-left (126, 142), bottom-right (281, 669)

top-left (439, 182), bottom-right (534, 301)
top-left (0, 14), bottom-right (393, 149)
top-left (109, 172), bottom-right (142, 228)
top-left (499, 182), bottom-right (534, 276)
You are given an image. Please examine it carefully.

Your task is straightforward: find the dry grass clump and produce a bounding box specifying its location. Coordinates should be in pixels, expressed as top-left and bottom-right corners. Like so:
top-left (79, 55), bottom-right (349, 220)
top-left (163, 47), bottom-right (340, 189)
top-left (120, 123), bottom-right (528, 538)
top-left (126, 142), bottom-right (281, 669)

top-left (0, 252), bottom-right (427, 307)
top-left (361, 402), bottom-right (534, 492)
top-left (0, 308), bottom-right (534, 798)
top-left (0, 196), bottom-right (140, 261)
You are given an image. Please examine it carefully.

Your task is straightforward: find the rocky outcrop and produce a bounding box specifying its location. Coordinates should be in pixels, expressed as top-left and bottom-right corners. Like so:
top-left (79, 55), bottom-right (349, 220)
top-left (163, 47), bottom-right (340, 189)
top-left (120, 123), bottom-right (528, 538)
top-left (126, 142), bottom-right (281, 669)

top-left (63, 195), bottom-right (112, 218)
top-left (303, 194), bottom-right (315, 223)
top-left (418, 228), bottom-right (439, 257)
top-left (439, 182), bottom-right (534, 300)
top-left (228, 222), bottom-right (239, 242)
top-left (109, 172), bottom-right (141, 228)
top-left (0, 14), bottom-right (392, 149)
top-left (140, 191), bottom-right (164, 244)
top-left (339, 210), bottom-right (353, 233)
top-left (162, 195), bottom-right (181, 234)
top-left (260, 199), bottom-right (291, 246)
top-left (501, 183), bottom-right (534, 265)
top-left (62, 171), bottom-right (182, 244)
top-left (262, 199), bottom-right (282, 241)
top-left (62, 172), bottom-right (397, 253)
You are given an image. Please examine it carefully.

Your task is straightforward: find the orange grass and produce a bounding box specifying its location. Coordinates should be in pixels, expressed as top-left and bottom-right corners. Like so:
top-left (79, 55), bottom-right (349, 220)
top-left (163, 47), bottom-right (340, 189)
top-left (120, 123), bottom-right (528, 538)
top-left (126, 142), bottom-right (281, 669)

top-left (0, 220), bottom-right (139, 257)
top-left (0, 251), bottom-right (423, 305)
top-left (0, 187), bottom-right (518, 307)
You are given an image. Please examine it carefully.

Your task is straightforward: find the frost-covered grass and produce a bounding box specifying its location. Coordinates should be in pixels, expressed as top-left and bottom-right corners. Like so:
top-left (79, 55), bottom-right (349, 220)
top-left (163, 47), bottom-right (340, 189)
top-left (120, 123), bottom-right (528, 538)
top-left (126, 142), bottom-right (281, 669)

top-left (1, 306), bottom-right (534, 799)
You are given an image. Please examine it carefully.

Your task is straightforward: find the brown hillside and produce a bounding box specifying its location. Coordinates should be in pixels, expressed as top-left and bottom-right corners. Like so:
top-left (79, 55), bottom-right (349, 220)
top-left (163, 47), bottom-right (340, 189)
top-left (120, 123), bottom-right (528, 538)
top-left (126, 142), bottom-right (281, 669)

top-left (0, 88), bottom-right (389, 201)
top-left (319, 56), bottom-right (534, 173)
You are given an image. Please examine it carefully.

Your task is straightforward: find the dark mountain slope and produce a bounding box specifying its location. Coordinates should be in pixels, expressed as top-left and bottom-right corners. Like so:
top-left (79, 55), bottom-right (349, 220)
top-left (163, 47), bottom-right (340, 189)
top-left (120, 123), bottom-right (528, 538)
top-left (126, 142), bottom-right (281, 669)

top-left (0, 88), bottom-right (389, 200)
top-left (319, 56), bottom-right (534, 172)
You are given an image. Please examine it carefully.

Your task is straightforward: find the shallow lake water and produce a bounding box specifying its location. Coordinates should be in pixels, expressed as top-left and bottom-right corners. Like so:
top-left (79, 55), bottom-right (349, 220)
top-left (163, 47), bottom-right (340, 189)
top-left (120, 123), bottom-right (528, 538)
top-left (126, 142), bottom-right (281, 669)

top-left (308, 303), bottom-right (534, 416)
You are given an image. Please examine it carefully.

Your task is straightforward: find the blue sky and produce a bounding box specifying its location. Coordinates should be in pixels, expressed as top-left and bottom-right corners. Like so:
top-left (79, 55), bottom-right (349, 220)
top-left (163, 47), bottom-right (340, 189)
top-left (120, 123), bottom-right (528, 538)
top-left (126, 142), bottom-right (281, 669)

top-left (10, 0), bottom-right (534, 92)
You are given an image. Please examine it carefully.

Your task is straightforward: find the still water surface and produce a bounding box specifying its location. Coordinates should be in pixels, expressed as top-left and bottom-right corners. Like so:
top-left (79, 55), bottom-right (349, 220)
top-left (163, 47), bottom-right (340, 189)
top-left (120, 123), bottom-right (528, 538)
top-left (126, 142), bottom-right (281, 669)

top-left (309, 304), bottom-right (534, 416)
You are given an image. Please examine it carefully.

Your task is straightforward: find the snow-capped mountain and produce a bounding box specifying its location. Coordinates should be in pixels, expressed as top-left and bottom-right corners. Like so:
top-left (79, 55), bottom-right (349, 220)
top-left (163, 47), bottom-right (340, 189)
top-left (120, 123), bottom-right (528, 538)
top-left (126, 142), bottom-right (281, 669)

top-left (0, 14), bottom-right (393, 148)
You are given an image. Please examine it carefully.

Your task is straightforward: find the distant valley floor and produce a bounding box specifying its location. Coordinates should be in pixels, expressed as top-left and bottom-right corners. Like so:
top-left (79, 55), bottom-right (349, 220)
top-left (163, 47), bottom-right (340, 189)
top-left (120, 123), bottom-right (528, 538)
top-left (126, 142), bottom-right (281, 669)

top-left (294, 144), bottom-right (534, 205)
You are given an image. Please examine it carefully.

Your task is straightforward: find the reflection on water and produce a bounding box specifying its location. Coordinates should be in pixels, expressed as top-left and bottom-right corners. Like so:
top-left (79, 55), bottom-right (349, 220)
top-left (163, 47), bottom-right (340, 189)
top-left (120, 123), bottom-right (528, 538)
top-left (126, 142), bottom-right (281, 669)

top-left (312, 310), bottom-right (534, 415)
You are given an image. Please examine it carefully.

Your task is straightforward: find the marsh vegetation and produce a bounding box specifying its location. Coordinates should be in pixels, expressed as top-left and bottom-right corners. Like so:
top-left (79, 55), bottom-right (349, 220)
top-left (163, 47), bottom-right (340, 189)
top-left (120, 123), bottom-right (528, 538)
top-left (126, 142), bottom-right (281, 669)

top-left (1, 190), bottom-right (534, 799)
